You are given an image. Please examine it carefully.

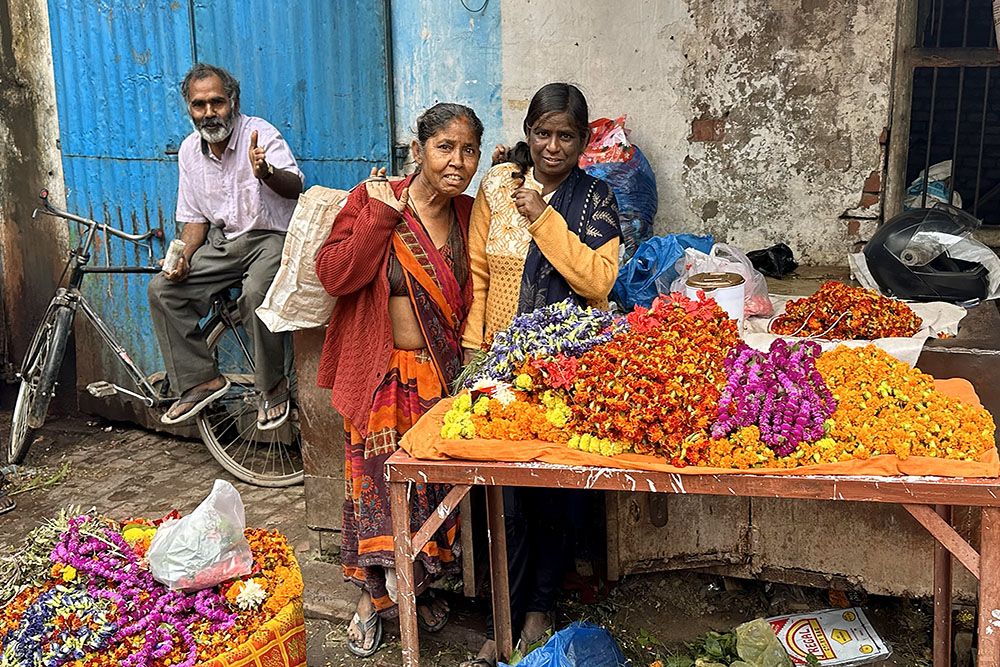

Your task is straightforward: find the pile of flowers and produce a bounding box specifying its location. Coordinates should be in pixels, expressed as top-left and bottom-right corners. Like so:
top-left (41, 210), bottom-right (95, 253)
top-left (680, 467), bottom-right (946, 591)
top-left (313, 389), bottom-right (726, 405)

top-left (814, 345), bottom-right (995, 462)
top-left (770, 281), bottom-right (922, 339)
top-left (570, 294), bottom-right (740, 462)
top-left (439, 288), bottom-right (995, 471)
top-left (0, 511), bottom-right (302, 667)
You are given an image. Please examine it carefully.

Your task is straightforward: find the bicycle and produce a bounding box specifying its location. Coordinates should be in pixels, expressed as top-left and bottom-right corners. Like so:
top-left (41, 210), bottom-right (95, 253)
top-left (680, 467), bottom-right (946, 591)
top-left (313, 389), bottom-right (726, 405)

top-left (8, 189), bottom-right (303, 487)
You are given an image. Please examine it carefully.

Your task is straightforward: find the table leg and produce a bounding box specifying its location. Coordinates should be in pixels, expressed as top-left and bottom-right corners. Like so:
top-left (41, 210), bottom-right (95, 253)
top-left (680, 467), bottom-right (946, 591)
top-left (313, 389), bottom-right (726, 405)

top-left (978, 506), bottom-right (1000, 667)
top-left (391, 481), bottom-right (420, 667)
top-left (486, 485), bottom-right (514, 661)
top-left (933, 504), bottom-right (953, 667)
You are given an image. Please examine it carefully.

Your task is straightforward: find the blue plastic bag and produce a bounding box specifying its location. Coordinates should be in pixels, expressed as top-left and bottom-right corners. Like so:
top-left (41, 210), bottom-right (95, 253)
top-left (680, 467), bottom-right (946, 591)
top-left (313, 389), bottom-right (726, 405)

top-left (584, 147), bottom-right (658, 262)
top-left (500, 622), bottom-right (627, 667)
top-left (611, 233), bottom-right (714, 310)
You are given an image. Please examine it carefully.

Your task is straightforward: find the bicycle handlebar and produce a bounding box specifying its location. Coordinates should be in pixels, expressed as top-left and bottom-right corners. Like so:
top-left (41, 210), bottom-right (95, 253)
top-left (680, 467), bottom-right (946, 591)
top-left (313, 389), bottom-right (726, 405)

top-left (35, 189), bottom-right (164, 243)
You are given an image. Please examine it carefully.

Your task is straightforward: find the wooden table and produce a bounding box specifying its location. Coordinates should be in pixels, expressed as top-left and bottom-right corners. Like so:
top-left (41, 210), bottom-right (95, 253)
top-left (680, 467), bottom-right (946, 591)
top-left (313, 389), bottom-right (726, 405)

top-left (386, 450), bottom-right (1000, 667)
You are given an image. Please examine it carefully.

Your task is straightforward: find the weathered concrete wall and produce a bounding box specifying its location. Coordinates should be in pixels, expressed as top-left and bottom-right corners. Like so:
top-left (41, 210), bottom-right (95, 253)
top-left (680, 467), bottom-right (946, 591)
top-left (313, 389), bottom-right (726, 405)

top-left (500, 0), bottom-right (897, 265)
top-left (0, 0), bottom-right (68, 404)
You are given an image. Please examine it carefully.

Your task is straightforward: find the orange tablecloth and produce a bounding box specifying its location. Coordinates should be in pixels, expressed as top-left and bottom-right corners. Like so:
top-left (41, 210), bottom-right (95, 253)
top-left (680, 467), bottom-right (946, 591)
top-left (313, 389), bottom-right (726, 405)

top-left (400, 378), bottom-right (999, 478)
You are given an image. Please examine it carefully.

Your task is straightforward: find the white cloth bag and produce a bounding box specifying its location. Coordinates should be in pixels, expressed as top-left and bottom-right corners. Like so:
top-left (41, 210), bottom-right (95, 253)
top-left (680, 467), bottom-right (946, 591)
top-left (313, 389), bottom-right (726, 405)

top-left (257, 185), bottom-right (349, 332)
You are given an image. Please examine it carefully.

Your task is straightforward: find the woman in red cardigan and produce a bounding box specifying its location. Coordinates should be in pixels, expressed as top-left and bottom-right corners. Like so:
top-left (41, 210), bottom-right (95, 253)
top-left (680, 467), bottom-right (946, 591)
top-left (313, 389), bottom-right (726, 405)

top-left (315, 103), bottom-right (483, 657)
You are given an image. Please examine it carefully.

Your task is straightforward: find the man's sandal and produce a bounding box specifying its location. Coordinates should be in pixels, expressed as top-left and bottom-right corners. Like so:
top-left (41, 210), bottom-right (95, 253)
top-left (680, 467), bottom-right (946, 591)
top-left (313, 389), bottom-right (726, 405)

top-left (257, 386), bottom-right (291, 431)
top-left (160, 379), bottom-right (231, 425)
top-left (458, 660), bottom-right (495, 667)
top-left (346, 610), bottom-right (383, 658)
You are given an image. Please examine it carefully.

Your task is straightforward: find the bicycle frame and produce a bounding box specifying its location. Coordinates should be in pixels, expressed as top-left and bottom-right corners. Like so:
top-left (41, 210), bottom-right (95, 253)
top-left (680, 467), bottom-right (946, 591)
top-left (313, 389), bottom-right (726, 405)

top-left (35, 191), bottom-right (166, 406)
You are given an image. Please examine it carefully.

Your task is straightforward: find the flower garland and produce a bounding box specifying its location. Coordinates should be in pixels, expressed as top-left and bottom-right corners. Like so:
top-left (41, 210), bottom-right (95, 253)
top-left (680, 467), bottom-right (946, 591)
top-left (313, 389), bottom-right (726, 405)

top-left (815, 345), bottom-right (995, 461)
top-left (572, 293), bottom-right (739, 462)
top-left (0, 516), bottom-right (302, 667)
top-left (712, 340), bottom-right (835, 456)
top-left (461, 299), bottom-right (623, 388)
top-left (46, 515), bottom-right (235, 667)
top-left (770, 281), bottom-right (922, 339)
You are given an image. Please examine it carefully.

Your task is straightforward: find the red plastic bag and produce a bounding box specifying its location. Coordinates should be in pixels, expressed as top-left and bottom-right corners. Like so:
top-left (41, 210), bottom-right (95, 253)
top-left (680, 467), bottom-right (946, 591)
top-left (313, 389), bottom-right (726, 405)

top-left (580, 116), bottom-right (635, 167)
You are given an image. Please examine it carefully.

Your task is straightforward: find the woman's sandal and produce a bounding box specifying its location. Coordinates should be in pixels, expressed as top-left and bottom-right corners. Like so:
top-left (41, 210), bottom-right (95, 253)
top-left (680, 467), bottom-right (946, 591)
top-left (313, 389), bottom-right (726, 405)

top-left (416, 589), bottom-right (450, 633)
top-left (346, 610), bottom-right (383, 658)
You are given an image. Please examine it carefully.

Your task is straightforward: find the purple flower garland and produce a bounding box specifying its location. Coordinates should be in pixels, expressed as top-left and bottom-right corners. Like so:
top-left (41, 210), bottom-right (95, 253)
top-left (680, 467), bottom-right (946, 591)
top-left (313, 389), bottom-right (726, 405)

top-left (43, 516), bottom-right (235, 667)
top-left (712, 339), bottom-right (836, 456)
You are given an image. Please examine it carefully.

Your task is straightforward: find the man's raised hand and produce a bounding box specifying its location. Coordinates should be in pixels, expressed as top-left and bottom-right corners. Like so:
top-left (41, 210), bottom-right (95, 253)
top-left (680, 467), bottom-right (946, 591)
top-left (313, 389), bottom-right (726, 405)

top-left (248, 130), bottom-right (270, 180)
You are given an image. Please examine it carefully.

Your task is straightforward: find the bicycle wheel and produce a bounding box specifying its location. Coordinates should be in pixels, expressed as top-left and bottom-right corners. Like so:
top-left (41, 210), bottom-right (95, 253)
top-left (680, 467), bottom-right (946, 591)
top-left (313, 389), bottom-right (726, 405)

top-left (196, 317), bottom-right (303, 487)
top-left (9, 304), bottom-right (74, 464)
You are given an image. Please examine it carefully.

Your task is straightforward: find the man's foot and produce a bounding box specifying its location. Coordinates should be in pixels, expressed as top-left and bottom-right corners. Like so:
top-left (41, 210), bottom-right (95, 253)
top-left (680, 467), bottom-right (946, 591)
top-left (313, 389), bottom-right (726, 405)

top-left (346, 592), bottom-right (382, 657)
top-left (257, 378), bottom-right (290, 431)
top-left (0, 493), bottom-right (14, 516)
top-left (161, 377), bottom-right (230, 425)
top-left (459, 639), bottom-right (497, 667)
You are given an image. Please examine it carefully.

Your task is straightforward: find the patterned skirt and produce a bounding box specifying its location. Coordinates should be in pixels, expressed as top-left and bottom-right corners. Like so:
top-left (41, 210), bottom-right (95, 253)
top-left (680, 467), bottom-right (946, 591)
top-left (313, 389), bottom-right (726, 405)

top-left (340, 348), bottom-right (460, 617)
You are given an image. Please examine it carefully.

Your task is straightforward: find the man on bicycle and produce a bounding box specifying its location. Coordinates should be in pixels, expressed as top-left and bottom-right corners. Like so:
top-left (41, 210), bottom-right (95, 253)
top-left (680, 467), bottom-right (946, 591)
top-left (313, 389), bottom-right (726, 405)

top-left (148, 63), bottom-right (303, 430)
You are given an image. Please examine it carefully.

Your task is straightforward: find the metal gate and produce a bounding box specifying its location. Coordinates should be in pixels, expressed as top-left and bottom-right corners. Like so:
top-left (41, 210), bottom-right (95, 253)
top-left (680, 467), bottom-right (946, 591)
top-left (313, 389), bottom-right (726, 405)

top-left (45, 0), bottom-right (392, 414)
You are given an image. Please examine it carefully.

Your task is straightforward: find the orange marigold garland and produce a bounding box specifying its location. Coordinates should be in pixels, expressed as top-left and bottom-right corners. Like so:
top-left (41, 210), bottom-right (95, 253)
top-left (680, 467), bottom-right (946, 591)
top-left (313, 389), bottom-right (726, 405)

top-left (771, 281), bottom-right (922, 339)
top-left (815, 345), bottom-right (994, 461)
top-left (572, 293), bottom-right (739, 462)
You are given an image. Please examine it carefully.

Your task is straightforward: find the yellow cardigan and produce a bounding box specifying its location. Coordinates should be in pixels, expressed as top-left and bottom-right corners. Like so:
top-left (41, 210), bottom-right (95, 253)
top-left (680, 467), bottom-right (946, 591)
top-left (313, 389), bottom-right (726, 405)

top-left (461, 164), bottom-right (620, 351)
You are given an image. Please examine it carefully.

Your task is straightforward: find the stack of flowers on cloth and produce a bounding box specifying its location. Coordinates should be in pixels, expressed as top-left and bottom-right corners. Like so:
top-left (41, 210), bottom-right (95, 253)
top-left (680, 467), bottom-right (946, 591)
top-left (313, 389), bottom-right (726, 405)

top-left (0, 508), bottom-right (305, 667)
top-left (768, 280), bottom-right (922, 339)
top-left (405, 291), bottom-right (998, 477)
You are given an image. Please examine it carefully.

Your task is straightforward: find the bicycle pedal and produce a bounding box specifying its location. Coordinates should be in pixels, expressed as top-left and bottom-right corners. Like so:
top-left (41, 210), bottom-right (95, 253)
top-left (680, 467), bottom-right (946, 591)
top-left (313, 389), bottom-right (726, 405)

top-left (86, 381), bottom-right (118, 398)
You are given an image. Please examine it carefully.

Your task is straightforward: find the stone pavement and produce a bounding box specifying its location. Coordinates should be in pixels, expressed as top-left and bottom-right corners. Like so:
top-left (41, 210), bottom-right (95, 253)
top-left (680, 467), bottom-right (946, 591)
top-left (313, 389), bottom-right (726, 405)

top-left (0, 413), bottom-right (483, 666)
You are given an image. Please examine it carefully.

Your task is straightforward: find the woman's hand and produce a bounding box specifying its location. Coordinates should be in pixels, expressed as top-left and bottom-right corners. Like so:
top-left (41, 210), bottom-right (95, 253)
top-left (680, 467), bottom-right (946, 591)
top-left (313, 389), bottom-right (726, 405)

top-left (512, 187), bottom-right (547, 223)
top-left (463, 349), bottom-right (477, 366)
top-left (365, 167), bottom-right (409, 212)
top-left (491, 144), bottom-right (512, 166)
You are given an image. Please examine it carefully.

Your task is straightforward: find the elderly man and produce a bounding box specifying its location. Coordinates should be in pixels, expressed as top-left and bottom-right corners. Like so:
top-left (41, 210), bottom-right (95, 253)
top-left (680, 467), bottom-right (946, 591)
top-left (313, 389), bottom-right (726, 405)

top-left (149, 63), bottom-right (303, 430)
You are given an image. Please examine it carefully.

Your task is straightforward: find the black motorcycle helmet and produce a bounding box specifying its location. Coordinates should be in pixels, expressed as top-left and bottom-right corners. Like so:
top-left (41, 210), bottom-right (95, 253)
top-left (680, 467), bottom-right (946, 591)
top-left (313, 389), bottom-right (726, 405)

top-left (864, 203), bottom-right (991, 303)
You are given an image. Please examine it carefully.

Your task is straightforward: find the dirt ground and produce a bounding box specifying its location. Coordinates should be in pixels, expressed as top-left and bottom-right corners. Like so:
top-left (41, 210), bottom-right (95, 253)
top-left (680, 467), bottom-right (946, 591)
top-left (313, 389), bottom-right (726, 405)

top-left (1, 413), bottom-right (950, 666)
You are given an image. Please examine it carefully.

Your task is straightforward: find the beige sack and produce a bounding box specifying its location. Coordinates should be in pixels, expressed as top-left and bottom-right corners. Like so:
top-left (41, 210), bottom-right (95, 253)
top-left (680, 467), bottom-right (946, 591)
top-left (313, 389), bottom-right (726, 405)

top-left (257, 185), bottom-right (349, 332)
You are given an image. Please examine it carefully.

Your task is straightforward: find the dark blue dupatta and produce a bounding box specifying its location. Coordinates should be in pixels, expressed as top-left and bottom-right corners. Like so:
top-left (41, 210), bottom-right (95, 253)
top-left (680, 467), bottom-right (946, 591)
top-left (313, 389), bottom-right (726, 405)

top-left (517, 167), bottom-right (622, 313)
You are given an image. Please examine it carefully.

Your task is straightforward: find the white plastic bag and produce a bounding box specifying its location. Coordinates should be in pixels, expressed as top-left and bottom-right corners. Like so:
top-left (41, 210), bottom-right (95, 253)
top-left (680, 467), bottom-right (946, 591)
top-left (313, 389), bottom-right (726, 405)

top-left (256, 185), bottom-right (349, 332)
top-left (147, 479), bottom-right (253, 591)
top-left (670, 243), bottom-right (775, 316)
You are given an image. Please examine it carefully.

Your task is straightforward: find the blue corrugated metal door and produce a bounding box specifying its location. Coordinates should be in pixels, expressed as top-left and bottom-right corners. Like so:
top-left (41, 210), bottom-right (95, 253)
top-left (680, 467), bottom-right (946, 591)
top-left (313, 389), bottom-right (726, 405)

top-left (46, 0), bottom-right (392, 405)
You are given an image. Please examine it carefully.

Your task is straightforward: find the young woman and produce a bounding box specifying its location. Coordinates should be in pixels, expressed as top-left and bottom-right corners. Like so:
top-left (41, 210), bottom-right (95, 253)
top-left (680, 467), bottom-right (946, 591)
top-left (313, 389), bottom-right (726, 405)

top-left (315, 103), bottom-right (483, 658)
top-left (460, 83), bottom-right (622, 666)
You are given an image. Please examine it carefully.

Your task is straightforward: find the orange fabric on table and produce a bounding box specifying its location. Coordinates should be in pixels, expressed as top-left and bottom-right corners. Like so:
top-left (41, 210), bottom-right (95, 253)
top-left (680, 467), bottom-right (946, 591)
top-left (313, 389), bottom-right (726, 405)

top-left (399, 378), bottom-right (999, 478)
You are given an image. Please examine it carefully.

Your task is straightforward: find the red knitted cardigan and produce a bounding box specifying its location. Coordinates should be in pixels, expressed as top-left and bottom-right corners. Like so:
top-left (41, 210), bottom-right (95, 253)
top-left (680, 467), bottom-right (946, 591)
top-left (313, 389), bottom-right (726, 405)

top-left (314, 175), bottom-right (473, 437)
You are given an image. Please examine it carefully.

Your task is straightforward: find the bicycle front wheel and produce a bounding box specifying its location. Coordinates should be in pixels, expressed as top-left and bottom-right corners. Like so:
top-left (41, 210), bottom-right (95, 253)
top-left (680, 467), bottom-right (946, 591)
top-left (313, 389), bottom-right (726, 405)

top-left (196, 317), bottom-right (303, 487)
top-left (9, 304), bottom-right (74, 464)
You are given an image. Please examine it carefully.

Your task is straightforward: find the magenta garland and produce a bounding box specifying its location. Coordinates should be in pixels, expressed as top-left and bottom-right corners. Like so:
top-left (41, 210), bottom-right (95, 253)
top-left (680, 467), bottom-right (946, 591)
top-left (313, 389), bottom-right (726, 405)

top-left (711, 339), bottom-right (836, 456)
top-left (49, 516), bottom-right (235, 667)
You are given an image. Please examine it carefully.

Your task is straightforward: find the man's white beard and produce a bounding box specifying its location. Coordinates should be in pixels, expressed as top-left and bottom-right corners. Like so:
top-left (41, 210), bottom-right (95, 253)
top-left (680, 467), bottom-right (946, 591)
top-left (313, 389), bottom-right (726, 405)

top-left (195, 116), bottom-right (234, 144)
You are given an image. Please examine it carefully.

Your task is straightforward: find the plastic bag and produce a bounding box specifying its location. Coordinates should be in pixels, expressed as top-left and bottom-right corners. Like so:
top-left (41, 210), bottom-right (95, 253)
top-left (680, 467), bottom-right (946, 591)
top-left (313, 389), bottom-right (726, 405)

top-left (500, 622), bottom-right (626, 667)
top-left (611, 234), bottom-right (714, 310)
top-left (747, 243), bottom-right (798, 278)
top-left (256, 185), bottom-right (349, 332)
top-left (694, 620), bottom-right (791, 667)
top-left (580, 116), bottom-right (658, 262)
top-left (148, 479), bottom-right (253, 591)
top-left (670, 243), bottom-right (774, 317)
